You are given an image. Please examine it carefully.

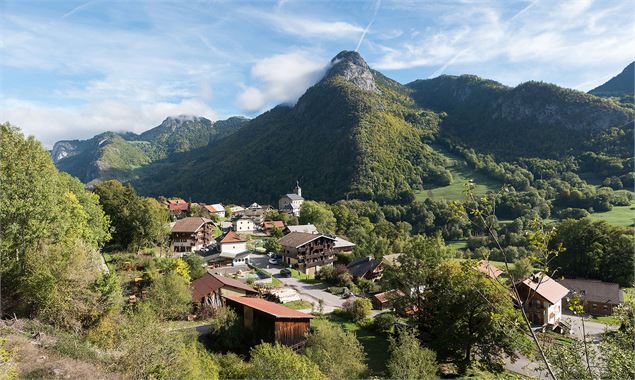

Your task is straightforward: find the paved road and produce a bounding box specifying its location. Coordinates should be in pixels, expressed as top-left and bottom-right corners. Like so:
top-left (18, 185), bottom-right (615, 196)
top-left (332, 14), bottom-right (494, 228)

top-left (561, 314), bottom-right (615, 340)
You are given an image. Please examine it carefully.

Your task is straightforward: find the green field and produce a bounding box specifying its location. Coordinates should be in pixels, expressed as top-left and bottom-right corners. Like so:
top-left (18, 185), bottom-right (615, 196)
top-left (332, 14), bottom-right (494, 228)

top-left (416, 147), bottom-right (501, 202)
top-left (586, 202), bottom-right (635, 227)
top-left (283, 300), bottom-right (313, 310)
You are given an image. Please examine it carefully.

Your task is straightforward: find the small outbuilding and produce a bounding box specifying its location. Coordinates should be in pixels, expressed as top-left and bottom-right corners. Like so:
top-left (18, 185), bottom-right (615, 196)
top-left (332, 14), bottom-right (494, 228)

top-left (224, 295), bottom-right (314, 349)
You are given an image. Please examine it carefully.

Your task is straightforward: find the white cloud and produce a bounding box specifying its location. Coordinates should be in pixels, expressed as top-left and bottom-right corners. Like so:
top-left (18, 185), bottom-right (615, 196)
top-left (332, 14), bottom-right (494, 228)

top-left (236, 52), bottom-right (327, 112)
top-left (252, 11), bottom-right (363, 38)
top-left (1, 98), bottom-right (217, 148)
top-left (372, 0), bottom-right (634, 73)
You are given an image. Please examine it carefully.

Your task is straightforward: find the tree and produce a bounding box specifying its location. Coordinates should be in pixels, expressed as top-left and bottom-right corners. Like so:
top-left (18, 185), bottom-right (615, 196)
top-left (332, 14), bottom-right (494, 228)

top-left (93, 180), bottom-right (169, 251)
top-left (387, 328), bottom-right (438, 379)
top-left (1, 124), bottom-right (111, 322)
top-left (382, 234), bottom-right (448, 322)
top-left (550, 219), bottom-right (634, 286)
top-left (213, 353), bottom-right (250, 380)
top-left (183, 254), bottom-right (206, 280)
top-left (248, 343), bottom-right (326, 380)
top-left (146, 272), bottom-right (191, 320)
top-left (342, 298), bottom-right (372, 322)
top-left (299, 201), bottom-right (336, 233)
top-left (264, 238), bottom-right (282, 254)
top-left (424, 262), bottom-right (531, 372)
top-left (509, 257), bottom-right (533, 281)
top-left (304, 321), bottom-right (367, 379)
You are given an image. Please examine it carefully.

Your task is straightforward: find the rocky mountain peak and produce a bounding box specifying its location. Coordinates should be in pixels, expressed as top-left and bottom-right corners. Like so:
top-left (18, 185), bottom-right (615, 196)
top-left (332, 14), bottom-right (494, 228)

top-left (326, 50), bottom-right (379, 93)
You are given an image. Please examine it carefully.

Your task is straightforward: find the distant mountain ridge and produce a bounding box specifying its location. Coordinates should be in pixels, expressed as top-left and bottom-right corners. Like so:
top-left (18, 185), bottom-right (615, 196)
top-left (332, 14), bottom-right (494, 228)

top-left (589, 62), bottom-right (634, 99)
top-left (52, 52), bottom-right (634, 204)
top-left (52, 115), bottom-right (248, 183)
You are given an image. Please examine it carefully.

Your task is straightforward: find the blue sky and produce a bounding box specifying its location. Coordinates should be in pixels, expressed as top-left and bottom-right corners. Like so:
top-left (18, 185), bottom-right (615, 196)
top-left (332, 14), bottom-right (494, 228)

top-left (1, 0), bottom-right (633, 147)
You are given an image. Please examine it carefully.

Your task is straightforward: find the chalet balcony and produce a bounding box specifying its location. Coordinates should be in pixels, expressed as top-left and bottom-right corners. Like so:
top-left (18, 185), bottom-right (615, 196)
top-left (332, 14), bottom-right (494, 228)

top-left (297, 257), bottom-right (336, 269)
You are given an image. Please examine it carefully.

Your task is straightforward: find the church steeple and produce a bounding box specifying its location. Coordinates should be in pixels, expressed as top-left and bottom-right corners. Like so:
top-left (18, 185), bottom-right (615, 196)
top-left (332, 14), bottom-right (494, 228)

top-left (293, 181), bottom-right (302, 197)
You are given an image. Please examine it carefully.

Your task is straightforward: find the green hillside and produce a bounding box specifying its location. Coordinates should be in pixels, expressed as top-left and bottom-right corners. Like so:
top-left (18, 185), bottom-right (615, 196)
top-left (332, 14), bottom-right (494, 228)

top-left (52, 116), bottom-right (247, 183)
top-left (133, 51), bottom-right (451, 204)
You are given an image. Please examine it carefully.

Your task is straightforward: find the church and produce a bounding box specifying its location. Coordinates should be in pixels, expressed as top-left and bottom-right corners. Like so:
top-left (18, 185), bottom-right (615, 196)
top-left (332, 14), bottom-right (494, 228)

top-left (278, 182), bottom-right (304, 217)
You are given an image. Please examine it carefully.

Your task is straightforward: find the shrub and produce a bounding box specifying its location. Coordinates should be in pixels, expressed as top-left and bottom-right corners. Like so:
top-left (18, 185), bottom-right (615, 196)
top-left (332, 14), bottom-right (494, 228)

top-left (146, 272), bottom-right (192, 320)
top-left (387, 328), bottom-right (438, 379)
top-left (342, 298), bottom-right (372, 322)
top-left (213, 353), bottom-right (250, 380)
top-left (372, 312), bottom-right (397, 333)
top-left (305, 321), bottom-right (367, 379)
top-left (248, 343), bottom-right (326, 380)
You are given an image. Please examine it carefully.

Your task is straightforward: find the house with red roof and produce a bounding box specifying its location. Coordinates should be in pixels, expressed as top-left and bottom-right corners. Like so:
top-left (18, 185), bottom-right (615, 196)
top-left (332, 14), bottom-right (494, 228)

top-left (164, 198), bottom-right (189, 216)
top-left (224, 295), bottom-right (314, 348)
top-left (263, 220), bottom-right (285, 234)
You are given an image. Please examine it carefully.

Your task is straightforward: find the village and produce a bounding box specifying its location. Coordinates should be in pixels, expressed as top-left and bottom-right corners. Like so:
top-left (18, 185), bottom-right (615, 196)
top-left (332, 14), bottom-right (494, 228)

top-left (151, 182), bottom-right (627, 377)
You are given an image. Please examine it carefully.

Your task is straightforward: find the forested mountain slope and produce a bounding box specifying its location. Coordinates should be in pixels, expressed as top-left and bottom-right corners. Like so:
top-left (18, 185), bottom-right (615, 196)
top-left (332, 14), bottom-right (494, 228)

top-left (52, 115), bottom-right (247, 183)
top-left (133, 51), bottom-right (449, 204)
top-left (589, 62), bottom-right (634, 101)
top-left (53, 51), bottom-right (634, 205)
top-left (407, 75), bottom-right (634, 159)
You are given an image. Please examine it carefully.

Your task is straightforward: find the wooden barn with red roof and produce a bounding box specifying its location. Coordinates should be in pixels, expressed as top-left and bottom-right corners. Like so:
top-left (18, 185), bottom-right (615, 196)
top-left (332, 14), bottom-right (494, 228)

top-left (224, 295), bottom-right (314, 349)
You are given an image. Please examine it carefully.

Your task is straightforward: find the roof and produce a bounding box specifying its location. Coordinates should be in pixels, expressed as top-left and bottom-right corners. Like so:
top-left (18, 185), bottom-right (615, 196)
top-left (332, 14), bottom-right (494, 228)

top-left (334, 236), bottom-right (356, 249)
top-left (286, 224), bottom-right (318, 234)
top-left (382, 253), bottom-right (402, 266)
top-left (518, 273), bottom-right (570, 304)
top-left (283, 193), bottom-right (304, 201)
top-left (475, 261), bottom-right (504, 279)
top-left (190, 272), bottom-right (257, 302)
top-left (171, 217), bottom-right (214, 233)
top-left (347, 256), bottom-right (382, 278)
top-left (373, 290), bottom-right (404, 303)
top-left (167, 199), bottom-right (189, 212)
top-left (556, 278), bottom-right (624, 304)
top-left (278, 232), bottom-right (335, 248)
top-left (263, 220), bottom-right (285, 230)
top-left (204, 203), bottom-right (224, 213)
top-left (220, 231), bottom-right (246, 244)
top-left (224, 295), bottom-right (314, 319)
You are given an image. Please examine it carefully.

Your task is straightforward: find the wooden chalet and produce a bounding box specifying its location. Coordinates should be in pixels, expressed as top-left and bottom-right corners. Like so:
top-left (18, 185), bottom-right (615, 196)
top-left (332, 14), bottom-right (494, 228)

top-left (557, 278), bottom-right (624, 316)
top-left (191, 272), bottom-right (258, 309)
top-left (278, 232), bottom-right (336, 276)
top-left (170, 217), bottom-right (215, 254)
top-left (347, 256), bottom-right (383, 281)
top-left (224, 295), bottom-right (314, 349)
top-left (263, 220), bottom-right (285, 234)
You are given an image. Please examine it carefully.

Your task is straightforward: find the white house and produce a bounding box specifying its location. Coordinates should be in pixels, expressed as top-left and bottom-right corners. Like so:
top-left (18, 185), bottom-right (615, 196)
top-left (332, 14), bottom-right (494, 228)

top-left (204, 203), bottom-right (225, 218)
top-left (219, 231), bottom-right (248, 256)
top-left (279, 182), bottom-right (304, 217)
top-left (234, 217), bottom-right (257, 232)
top-left (515, 273), bottom-right (570, 326)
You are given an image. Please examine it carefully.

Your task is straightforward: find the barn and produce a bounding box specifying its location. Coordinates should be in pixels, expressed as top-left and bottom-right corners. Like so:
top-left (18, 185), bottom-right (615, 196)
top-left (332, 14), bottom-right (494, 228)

top-left (224, 295), bottom-right (314, 349)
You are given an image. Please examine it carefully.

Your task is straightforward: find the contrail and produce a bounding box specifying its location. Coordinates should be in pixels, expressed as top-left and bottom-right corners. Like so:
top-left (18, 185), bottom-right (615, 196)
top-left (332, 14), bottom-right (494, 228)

top-left (60, 0), bottom-right (97, 20)
top-left (355, 0), bottom-right (381, 52)
top-left (430, 0), bottom-right (539, 77)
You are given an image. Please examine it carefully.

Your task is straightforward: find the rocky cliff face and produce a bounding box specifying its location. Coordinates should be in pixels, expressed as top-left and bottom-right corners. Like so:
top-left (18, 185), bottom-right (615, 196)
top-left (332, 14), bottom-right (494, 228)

top-left (326, 51), bottom-right (379, 93)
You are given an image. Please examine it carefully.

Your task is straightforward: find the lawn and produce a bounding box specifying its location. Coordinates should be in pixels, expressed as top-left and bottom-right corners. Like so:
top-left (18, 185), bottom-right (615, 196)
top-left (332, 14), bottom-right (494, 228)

top-left (453, 258), bottom-right (516, 271)
top-left (589, 315), bottom-right (620, 326)
top-left (312, 315), bottom-right (390, 377)
top-left (623, 287), bottom-right (635, 303)
top-left (586, 201), bottom-right (635, 227)
top-left (283, 300), bottom-right (313, 310)
top-left (415, 147), bottom-right (501, 202)
top-left (289, 268), bottom-right (321, 284)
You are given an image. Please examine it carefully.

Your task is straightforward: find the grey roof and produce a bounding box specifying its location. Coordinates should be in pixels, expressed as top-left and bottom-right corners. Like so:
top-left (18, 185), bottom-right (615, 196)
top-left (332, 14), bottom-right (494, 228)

top-left (347, 256), bottom-right (381, 278)
top-left (278, 231), bottom-right (335, 248)
top-left (284, 193), bottom-right (304, 201)
top-left (334, 236), bottom-right (356, 249)
top-left (557, 278), bottom-right (624, 304)
top-left (286, 224), bottom-right (318, 234)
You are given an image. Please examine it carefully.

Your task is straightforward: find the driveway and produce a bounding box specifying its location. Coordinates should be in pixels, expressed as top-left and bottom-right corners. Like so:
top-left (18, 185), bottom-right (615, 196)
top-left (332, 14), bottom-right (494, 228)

top-left (561, 314), bottom-right (616, 341)
top-left (277, 276), bottom-right (348, 313)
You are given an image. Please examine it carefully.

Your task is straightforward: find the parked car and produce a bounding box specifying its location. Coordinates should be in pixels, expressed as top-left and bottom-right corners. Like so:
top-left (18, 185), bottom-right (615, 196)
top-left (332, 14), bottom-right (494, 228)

top-left (268, 258), bottom-right (278, 265)
top-left (279, 268), bottom-right (292, 277)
